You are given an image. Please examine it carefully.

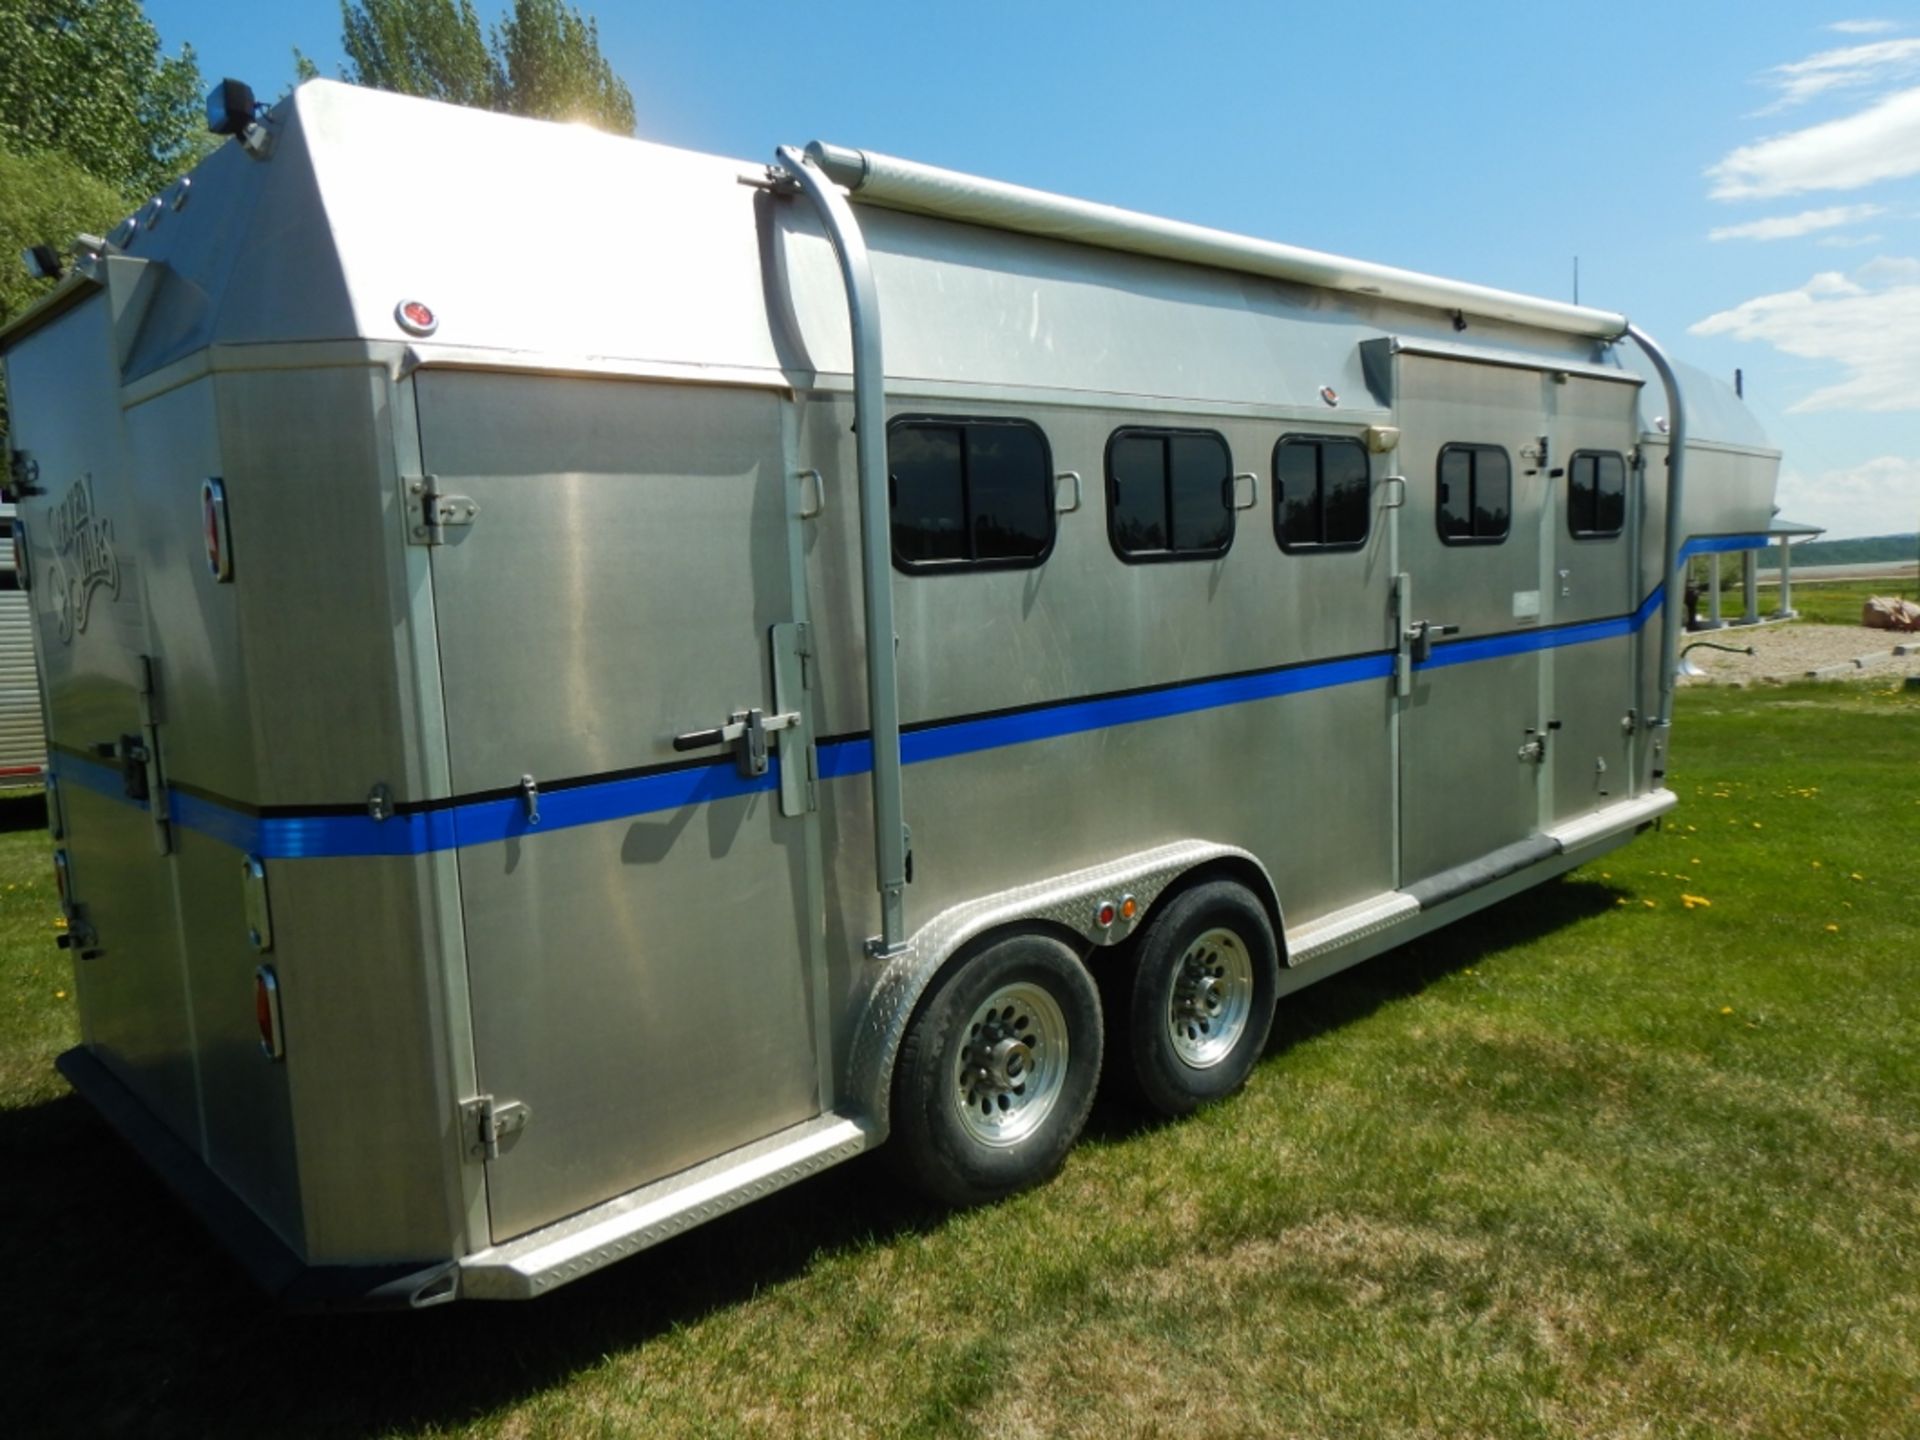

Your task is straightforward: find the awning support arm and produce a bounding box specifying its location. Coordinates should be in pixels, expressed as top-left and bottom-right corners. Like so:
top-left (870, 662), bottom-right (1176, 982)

top-left (774, 144), bottom-right (909, 956)
top-left (1625, 323), bottom-right (1688, 741)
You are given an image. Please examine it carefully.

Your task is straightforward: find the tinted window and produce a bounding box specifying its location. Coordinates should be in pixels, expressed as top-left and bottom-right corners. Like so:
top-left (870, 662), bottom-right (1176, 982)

top-left (1436, 443), bottom-right (1510, 544)
top-left (1568, 450), bottom-right (1627, 538)
top-left (1105, 428), bottom-right (1233, 561)
top-left (889, 418), bottom-right (1053, 571)
top-left (1274, 435), bottom-right (1370, 551)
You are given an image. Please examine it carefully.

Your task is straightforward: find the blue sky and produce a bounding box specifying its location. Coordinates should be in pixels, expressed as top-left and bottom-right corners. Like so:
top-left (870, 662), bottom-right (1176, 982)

top-left (146, 1), bottom-right (1920, 537)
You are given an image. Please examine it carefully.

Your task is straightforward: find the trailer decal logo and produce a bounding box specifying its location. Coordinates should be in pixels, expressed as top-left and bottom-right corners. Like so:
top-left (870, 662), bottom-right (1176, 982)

top-left (48, 474), bottom-right (121, 643)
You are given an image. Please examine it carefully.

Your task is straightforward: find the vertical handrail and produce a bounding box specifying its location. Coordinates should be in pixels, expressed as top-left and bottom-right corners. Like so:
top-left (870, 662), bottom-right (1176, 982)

top-left (774, 144), bottom-right (909, 955)
top-left (1625, 324), bottom-right (1687, 742)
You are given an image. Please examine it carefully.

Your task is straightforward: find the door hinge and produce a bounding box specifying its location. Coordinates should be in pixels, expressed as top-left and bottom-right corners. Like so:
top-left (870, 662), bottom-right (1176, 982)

top-left (408, 474), bottom-right (479, 546)
top-left (462, 1095), bottom-right (532, 1161)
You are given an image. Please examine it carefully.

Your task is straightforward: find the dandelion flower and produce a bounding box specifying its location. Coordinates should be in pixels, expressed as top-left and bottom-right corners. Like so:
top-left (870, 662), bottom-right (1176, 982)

top-left (1849, 873), bottom-right (1864, 881)
top-left (1719, 1006), bottom-right (1733, 1015)
top-left (55, 989), bottom-right (66, 1000)
top-left (1643, 899), bottom-right (1658, 908)
top-left (1752, 822), bottom-right (1763, 829)
top-left (1811, 861), bottom-right (1822, 869)
top-left (53, 916), bottom-right (66, 930)
top-left (1825, 924), bottom-right (1839, 933)
top-left (1682, 894), bottom-right (1712, 908)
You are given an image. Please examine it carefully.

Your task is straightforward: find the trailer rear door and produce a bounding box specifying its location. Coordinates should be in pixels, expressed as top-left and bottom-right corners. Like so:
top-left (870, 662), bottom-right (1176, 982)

top-left (417, 371), bottom-right (827, 1244)
top-left (8, 300), bottom-right (195, 1140)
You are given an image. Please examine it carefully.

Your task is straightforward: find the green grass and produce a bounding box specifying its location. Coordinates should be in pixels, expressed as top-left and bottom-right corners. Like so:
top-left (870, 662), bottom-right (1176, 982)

top-left (5, 687), bottom-right (1918, 1438)
top-left (1781, 577), bottom-right (1918, 628)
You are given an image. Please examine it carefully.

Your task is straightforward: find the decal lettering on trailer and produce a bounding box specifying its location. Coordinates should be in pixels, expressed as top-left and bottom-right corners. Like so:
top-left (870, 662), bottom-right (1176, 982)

top-left (48, 473), bottom-right (120, 643)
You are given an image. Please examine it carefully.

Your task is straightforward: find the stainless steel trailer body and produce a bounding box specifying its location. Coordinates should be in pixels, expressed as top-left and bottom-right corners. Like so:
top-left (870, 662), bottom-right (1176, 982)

top-left (1, 82), bottom-right (1779, 1307)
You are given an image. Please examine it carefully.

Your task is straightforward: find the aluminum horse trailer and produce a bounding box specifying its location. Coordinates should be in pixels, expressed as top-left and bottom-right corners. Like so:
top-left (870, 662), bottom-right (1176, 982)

top-left (0, 81), bottom-right (1778, 1308)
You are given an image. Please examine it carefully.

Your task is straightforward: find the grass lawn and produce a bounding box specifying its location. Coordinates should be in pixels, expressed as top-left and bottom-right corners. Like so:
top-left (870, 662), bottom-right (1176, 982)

top-left (4, 685), bottom-right (1916, 1438)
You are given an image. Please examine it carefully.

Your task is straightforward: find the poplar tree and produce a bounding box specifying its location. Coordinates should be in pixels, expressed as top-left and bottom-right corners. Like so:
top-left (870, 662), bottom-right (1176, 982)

top-left (336, 0), bottom-right (636, 134)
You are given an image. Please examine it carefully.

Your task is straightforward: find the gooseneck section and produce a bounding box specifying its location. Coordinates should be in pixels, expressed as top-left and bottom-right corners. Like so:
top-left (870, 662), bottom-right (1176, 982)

top-left (1625, 323), bottom-right (1688, 736)
top-left (774, 144), bottom-right (910, 954)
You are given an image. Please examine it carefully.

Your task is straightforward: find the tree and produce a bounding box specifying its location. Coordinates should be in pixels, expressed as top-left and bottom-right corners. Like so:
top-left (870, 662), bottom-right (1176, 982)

top-left (0, 143), bottom-right (126, 454)
top-left (336, 0), bottom-right (634, 134)
top-left (341, 0), bottom-right (493, 110)
top-left (0, 0), bottom-right (204, 200)
top-left (491, 0), bottom-right (632, 133)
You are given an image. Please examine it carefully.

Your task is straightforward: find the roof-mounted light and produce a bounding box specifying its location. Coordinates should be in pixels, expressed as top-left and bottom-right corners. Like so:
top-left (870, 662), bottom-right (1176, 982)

top-left (206, 78), bottom-right (257, 137)
top-left (206, 78), bottom-right (273, 160)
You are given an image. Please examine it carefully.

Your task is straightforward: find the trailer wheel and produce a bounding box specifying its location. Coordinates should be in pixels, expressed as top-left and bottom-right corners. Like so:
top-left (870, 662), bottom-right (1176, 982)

top-left (1121, 880), bottom-right (1278, 1117)
top-left (889, 932), bottom-right (1103, 1207)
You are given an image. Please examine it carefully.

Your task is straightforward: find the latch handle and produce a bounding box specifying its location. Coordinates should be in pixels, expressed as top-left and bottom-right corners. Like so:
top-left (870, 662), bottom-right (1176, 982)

top-left (671, 708), bottom-right (801, 778)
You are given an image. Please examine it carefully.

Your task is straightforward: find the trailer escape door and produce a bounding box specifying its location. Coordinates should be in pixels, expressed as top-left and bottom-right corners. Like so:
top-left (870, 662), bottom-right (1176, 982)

top-left (1393, 354), bottom-right (1549, 885)
top-left (1393, 352), bottom-right (1645, 887)
top-left (417, 373), bottom-right (827, 1244)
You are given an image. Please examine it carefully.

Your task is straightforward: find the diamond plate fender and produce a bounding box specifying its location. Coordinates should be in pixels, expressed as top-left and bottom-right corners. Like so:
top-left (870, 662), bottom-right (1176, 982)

top-left (845, 839), bottom-right (1281, 1128)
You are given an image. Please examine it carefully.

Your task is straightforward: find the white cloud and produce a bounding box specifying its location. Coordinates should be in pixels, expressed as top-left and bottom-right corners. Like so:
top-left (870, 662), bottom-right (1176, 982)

top-left (1816, 231), bottom-right (1886, 247)
top-left (1708, 86), bottom-right (1920, 198)
top-left (1708, 203), bottom-right (1884, 240)
top-left (1762, 38), bottom-right (1920, 109)
top-left (1689, 258), bottom-right (1920, 412)
top-left (1827, 20), bottom-right (1899, 35)
top-left (1776, 455), bottom-right (1920, 539)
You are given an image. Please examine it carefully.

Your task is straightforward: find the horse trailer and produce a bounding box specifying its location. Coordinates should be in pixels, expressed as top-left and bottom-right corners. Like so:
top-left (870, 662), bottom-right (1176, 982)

top-left (0, 81), bottom-right (1778, 1308)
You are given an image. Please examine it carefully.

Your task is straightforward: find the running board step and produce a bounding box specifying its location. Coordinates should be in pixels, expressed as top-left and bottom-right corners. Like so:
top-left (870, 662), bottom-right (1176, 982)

top-left (1281, 789), bottom-right (1676, 966)
top-left (460, 1112), bottom-right (875, 1301)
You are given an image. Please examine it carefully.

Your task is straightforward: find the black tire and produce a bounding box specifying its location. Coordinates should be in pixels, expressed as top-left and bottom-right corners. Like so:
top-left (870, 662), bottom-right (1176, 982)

top-left (1119, 880), bottom-right (1279, 1118)
top-left (888, 932), bottom-right (1103, 1207)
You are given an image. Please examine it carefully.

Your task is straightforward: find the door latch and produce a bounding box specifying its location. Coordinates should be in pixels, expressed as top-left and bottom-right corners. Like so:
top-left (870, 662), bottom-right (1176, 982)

top-left (672, 707), bottom-right (801, 778)
top-left (1518, 719), bottom-right (1561, 764)
top-left (1405, 619), bottom-right (1460, 665)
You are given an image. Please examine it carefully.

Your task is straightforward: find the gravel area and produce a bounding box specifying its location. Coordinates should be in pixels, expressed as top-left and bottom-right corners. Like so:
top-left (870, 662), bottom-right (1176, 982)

top-left (1677, 621), bottom-right (1920, 687)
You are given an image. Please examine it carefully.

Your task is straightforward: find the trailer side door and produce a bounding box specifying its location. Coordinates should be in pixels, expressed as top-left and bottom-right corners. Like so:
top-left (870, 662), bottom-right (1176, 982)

top-left (417, 371), bottom-right (827, 1245)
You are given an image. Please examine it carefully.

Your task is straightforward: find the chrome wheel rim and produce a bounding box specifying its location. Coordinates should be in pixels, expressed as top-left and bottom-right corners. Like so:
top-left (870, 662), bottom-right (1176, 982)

top-left (1166, 927), bottom-right (1255, 1069)
top-left (953, 982), bottom-right (1070, 1147)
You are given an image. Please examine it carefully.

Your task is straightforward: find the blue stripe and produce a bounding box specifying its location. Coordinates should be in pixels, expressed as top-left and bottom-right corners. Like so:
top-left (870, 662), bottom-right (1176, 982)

top-left (52, 530), bottom-right (1772, 860)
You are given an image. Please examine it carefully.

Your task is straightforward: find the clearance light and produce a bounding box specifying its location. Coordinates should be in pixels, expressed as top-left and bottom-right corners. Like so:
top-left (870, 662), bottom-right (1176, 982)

top-left (1094, 900), bottom-right (1117, 929)
top-left (1120, 895), bottom-right (1138, 921)
top-left (395, 299), bottom-right (438, 337)
top-left (255, 966), bottom-right (285, 1061)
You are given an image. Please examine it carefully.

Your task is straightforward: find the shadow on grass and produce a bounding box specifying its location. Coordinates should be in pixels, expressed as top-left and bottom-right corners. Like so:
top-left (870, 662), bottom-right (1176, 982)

top-left (5, 874), bottom-right (1622, 1439)
top-left (0, 788), bottom-right (48, 833)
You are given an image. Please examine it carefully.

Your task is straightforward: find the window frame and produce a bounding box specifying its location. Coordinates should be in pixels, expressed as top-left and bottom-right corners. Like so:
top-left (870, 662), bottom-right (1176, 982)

top-left (1271, 432), bottom-right (1373, 554)
top-left (1434, 442), bottom-right (1513, 547)
top-left (1103, 425), bottom-right (1237, 565)
top-left (887, 414), bottom-right (1058, 575)
top-left (1566, 448), bottom-right (1627, 541)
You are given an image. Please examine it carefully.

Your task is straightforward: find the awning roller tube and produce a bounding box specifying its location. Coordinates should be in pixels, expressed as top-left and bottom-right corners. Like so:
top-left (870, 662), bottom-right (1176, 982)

top-left (803, 142), bottom-right (1630, 341)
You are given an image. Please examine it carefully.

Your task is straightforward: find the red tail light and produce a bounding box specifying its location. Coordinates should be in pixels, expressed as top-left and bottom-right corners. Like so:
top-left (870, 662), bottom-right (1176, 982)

top-left (254, 966), bottom-right (284, 1061)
